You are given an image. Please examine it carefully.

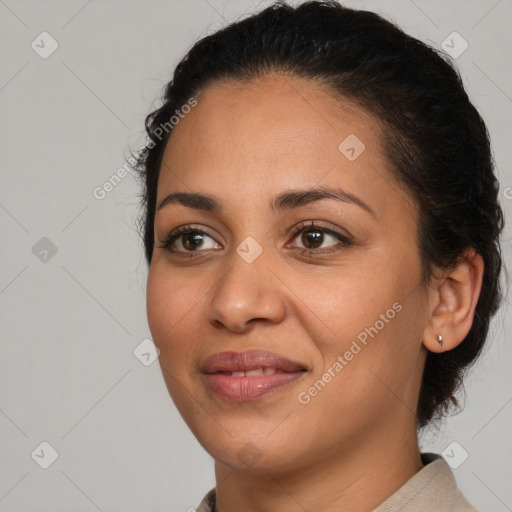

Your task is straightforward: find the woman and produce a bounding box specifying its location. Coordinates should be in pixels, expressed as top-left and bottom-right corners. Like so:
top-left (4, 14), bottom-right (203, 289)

top-left (133, 1), bottom-right (504, 510)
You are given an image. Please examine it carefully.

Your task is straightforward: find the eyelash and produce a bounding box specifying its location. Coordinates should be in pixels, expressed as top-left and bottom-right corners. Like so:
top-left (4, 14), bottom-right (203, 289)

top-left (155, 221), bottom-right (353, 257)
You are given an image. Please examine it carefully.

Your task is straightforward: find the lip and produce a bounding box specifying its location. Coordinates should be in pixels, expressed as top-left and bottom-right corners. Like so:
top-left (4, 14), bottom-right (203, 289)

top-left (201, 350), bottom-right (307, 373)
top-left (201, 350), bottom-right (307, 401)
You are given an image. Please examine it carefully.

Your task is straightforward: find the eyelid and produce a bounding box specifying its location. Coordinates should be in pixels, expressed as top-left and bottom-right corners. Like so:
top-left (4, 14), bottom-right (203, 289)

top-left (287, 220), bottom-right (352, 240)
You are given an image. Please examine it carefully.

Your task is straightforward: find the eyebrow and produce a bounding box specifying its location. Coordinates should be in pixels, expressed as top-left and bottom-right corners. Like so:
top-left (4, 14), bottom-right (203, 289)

top-left (156, 186), bottom-right (376, 217)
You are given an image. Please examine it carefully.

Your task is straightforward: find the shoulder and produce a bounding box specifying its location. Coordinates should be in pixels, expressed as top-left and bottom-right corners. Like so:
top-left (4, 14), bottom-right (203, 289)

top-left (372, 452), bottom-right (479, 512)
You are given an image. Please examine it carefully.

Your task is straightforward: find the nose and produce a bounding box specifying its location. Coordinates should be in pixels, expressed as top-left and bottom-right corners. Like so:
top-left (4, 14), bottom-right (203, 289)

top-left (208, 249), bottom-right (287, 333)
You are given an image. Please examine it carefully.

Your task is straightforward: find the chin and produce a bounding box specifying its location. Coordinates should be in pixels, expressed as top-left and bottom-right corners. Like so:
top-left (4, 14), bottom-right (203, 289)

top-left (192, 425), bottom-right (311, 473)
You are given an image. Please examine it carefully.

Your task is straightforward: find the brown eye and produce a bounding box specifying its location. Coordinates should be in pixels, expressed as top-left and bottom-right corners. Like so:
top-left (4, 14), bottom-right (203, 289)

top-left (182, 232), bottom-right (205, 251)
top-left (301, 229), bottom-right (324, 249)
top-left (156, 225), bottom-right (222, 254)
top-left (288, 221), bottom-right (353, 254)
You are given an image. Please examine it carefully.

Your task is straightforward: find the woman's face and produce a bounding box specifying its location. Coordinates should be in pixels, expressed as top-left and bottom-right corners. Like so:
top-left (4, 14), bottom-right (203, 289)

top-left (147, 72), bottom-right (431, 472)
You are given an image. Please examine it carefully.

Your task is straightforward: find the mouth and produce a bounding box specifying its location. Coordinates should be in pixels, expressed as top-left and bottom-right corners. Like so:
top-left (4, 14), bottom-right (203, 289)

top-left (200, 350), bottom-right (308, 401)
top-left (215, 367), bottom-right (292, 377)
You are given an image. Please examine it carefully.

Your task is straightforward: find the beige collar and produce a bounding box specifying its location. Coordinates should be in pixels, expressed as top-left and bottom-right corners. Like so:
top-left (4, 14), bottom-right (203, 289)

top-left (196, 453), bottom-right (478, 512)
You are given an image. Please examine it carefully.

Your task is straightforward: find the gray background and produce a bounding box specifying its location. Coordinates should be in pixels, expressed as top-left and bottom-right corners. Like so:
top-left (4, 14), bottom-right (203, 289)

top-left (1, 0), bottom-right (511, 511)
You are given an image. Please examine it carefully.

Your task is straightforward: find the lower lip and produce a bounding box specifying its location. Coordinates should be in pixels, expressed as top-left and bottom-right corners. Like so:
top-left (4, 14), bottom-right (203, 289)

top-left (202, 371), bottom-right (306, 401)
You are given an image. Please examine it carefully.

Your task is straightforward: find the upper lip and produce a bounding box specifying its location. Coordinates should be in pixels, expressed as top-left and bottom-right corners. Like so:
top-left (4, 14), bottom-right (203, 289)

top-left (201, 350), bottom-right (307, 374)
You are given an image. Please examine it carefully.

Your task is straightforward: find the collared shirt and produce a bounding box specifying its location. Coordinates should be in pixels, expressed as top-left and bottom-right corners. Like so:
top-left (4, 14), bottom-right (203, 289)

top-left (196, 453), bottom-right (479, 512)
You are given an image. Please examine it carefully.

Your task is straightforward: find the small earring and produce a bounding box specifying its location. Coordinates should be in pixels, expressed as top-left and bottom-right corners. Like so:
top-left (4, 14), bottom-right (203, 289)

top-left (437, 334), bottom-right (444, 348)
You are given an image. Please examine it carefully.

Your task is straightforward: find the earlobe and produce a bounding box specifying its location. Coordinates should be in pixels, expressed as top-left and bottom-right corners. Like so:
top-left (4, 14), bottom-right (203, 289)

top-left (422, 248), bottom-right (484, 354)
top-left (423, 332), bottom-right (446, 353)
top-left (436, 333), bottom-right (445, 352)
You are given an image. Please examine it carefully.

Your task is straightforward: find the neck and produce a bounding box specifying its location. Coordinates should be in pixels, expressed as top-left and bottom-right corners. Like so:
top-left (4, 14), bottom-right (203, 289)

top-left (213, 417), bottom-right (423, 512)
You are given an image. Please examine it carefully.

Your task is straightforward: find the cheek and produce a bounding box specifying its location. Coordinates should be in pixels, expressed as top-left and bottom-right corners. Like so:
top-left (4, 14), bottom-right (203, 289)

top-left (291, 257), bottom-right (423, 389)
top-left (146, 264), bottom-right (207, 415)
top-left (293, 265), bottom-right (404, 349)
top-left (308, 284), bottom-right (425, 417)
top-left (146, 264), bottom-right (202, 356)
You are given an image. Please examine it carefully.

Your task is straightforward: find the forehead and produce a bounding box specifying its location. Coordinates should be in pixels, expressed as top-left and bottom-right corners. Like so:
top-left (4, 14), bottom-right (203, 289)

top-left (163, 72), bottom-right (378, 170)
top-left (157, 72), bottom-right (414, 218)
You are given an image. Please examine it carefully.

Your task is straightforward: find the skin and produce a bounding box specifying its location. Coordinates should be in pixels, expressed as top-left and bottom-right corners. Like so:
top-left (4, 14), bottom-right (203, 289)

top-left (146, 71), bottom-right (484, 512)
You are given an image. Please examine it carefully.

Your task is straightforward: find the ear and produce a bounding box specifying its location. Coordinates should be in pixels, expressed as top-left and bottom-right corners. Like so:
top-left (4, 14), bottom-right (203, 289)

top-left (423, 248), bottom-right (484, 353)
